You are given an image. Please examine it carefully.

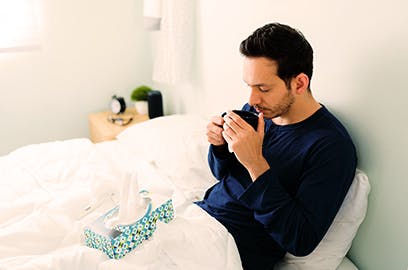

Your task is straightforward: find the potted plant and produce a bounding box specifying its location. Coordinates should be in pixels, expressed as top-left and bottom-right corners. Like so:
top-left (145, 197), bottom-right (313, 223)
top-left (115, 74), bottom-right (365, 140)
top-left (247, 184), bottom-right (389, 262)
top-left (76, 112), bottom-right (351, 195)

top-left (130, 85), bottom-right (152, 115)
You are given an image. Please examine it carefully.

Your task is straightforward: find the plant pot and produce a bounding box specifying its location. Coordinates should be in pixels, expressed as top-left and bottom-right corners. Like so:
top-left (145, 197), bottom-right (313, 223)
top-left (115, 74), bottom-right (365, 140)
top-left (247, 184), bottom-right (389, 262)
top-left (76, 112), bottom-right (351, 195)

top-left (135, 101), bottom-right (148, 115)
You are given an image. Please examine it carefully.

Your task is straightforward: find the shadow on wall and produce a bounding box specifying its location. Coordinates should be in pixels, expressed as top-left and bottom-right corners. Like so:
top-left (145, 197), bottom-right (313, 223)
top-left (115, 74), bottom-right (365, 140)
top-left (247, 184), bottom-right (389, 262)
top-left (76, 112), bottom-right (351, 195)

top-left (343, 35), bottom-right (408, 270)
top-left (349, 36), bottom-right (408, 173)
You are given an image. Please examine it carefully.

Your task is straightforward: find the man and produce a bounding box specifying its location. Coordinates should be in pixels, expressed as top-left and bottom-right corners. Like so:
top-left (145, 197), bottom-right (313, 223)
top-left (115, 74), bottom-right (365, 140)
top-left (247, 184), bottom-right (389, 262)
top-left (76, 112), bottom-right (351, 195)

top-left (196, 23), bottom-right (357, 270)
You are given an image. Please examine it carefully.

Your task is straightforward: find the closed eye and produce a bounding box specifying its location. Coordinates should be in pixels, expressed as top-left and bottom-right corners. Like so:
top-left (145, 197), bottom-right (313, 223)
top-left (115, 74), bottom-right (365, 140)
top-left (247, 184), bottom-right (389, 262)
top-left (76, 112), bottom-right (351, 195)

top-left (258, 87), bottom-right (271, 93)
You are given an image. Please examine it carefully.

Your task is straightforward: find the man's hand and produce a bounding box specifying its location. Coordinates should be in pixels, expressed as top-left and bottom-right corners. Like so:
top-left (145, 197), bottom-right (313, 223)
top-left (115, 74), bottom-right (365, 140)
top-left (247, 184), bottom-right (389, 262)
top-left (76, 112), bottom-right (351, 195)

top-left (206, 115), bottom-right (226, 146)
top-left (222, 111), bottom-right (270, 181)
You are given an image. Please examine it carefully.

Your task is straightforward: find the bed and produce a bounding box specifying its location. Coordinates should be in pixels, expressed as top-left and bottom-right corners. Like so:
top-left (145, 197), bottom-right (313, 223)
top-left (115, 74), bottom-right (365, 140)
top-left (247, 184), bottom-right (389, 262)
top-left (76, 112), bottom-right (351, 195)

top-left (0, 114), bottom-right (369, 270)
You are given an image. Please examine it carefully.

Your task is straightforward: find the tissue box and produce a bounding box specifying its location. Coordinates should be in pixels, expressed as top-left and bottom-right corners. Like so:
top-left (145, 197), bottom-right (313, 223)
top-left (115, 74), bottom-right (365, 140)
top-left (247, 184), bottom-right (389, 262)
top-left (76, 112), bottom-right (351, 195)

top-left (84, 199), bottom-right (174, 259)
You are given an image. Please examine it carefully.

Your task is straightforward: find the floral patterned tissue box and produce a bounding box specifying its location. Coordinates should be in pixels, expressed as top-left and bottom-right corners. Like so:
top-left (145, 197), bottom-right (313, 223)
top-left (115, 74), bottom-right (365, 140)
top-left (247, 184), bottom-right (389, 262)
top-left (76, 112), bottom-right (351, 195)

top-left (84, 198), bottom-right (174, 259)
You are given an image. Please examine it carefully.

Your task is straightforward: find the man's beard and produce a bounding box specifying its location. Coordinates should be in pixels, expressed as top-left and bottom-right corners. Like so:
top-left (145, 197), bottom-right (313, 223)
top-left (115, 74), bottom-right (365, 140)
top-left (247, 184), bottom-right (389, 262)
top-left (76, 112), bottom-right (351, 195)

top-left (255, 91), bottom-right (295, 119)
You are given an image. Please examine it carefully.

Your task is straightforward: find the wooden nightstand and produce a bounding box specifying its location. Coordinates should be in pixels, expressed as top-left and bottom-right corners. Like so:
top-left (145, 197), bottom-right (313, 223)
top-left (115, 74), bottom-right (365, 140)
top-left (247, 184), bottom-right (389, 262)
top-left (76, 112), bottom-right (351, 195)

top-left (88, 108), bottom-right (149, 143)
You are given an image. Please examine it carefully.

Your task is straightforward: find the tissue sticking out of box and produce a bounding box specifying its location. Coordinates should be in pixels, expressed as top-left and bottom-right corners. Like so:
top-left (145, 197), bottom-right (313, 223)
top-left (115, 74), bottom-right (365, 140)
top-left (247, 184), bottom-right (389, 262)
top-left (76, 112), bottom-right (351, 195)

top-left (105, 172), bottom-right (150, 228)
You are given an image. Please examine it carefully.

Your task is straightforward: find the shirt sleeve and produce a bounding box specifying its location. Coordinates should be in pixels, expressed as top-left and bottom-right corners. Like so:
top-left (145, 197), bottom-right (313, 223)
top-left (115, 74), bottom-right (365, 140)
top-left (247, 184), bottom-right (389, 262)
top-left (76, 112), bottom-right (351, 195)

top-left (207, 144), bottom-right (234, 180)
top-left (237, 138), bottom-right (357, 256)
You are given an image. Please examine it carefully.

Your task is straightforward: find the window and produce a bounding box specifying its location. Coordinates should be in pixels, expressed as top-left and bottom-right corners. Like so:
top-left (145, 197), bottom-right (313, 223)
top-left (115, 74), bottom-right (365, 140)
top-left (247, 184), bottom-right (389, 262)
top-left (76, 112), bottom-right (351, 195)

top-left (0, 0), bottom-right (41, 52)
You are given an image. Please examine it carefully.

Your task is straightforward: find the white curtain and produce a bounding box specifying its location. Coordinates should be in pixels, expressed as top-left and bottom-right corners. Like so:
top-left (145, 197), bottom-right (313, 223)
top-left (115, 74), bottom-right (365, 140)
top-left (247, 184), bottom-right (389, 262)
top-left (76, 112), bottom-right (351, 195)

top-left (143, 0), bottom-right (162, 31)
top-left (144, 0), bottom-right (195, 85)
top-left (0, 0), bottom-right (41, 52)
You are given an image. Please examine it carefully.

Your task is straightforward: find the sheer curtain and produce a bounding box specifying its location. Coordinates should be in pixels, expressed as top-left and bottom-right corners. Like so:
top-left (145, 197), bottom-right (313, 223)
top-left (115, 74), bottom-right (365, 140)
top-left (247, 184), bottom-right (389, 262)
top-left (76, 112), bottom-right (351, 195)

top-left (144, 0), bottom-right (195, 84)
top-left (0, 0), bottom-right (41, 52)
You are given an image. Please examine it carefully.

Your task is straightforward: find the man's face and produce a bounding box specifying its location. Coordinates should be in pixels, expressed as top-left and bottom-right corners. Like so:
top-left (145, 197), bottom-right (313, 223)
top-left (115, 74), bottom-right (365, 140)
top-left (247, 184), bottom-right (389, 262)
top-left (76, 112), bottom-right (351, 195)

top-left (243, 57), bottom-right (294, 120)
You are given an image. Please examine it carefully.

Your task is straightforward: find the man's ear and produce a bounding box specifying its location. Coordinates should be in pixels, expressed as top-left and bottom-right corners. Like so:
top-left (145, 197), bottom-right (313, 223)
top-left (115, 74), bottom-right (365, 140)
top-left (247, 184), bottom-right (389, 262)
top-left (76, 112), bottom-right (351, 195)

top-left (292, 73), bottom-right (309, 95)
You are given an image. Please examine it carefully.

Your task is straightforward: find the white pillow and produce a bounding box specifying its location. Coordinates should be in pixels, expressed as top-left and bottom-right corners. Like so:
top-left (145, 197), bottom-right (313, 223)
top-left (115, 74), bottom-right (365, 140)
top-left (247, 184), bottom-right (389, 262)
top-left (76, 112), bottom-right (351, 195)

top-left (116, 114), bottom-right (216, 197)
top-left (274, 169), bottom-right (370, 270)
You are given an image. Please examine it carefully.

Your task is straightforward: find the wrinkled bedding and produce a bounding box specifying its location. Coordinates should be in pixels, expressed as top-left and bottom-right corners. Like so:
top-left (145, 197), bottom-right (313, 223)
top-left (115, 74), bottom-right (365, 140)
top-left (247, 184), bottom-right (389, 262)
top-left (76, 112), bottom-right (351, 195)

top-left (0, 113), bottom-right (364, 270)
top-left (0, 138), bottom-right (242, 270)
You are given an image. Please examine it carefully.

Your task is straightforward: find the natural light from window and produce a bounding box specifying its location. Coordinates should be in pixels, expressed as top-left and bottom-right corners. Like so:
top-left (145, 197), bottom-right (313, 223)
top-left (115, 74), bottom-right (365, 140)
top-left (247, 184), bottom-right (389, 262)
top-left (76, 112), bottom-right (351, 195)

top-left (0, 0), bottom-right (41, 52)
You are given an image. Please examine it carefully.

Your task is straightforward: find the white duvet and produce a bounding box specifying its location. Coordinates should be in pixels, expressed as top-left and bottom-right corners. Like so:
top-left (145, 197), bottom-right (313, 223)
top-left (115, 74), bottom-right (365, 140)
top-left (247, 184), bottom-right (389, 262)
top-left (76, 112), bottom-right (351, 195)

top-left (0, 114), bottom-right (365, 270)
top-left (0, 136), bottom-right (242, 270)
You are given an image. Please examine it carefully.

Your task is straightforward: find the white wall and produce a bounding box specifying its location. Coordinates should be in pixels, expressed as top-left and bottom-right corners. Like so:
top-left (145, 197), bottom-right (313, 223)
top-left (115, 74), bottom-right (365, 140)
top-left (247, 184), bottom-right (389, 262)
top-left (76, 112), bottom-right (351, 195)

top-left (191, 0), bottom-right (408, 269)
top-left (0, 0), bottom-right (153, 155)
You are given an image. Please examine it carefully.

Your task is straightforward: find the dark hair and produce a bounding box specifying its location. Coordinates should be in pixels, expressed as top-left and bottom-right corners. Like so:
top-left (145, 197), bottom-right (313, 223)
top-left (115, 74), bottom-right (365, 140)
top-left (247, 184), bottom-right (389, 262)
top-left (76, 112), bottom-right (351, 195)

top-left (240, 23), bottom-right (313, 89)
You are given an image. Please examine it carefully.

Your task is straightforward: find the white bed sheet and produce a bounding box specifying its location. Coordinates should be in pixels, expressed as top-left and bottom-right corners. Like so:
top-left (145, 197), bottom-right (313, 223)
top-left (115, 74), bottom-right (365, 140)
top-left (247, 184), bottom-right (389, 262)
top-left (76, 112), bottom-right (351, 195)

top-left (0, 138), bottom-right (242, 270)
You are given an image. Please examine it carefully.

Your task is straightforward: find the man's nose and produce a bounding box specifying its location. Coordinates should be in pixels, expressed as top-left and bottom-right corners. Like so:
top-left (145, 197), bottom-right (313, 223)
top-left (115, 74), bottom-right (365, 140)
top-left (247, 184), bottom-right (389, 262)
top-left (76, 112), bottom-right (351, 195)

top-left (248, 87), bottom-right (261, 106)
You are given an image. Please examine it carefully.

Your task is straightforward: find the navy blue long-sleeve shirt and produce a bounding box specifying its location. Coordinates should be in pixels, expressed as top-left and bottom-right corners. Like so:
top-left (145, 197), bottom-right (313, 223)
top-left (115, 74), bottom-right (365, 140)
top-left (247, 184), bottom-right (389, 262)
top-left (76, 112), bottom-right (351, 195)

top-left (196, 104), bottom-right (357, 270)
